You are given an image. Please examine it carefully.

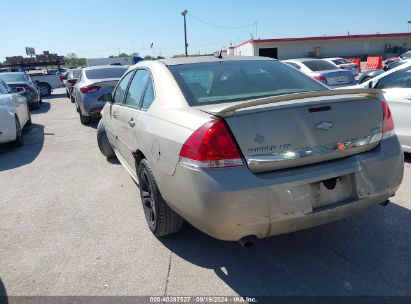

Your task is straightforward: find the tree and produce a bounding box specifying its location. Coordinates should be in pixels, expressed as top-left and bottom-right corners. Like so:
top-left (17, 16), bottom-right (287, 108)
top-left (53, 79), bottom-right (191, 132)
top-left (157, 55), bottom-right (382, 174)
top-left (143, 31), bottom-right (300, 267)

top-left (118, 53), bottom-right (129, 57)
top-left (66, 52), bottom-right (78, 59)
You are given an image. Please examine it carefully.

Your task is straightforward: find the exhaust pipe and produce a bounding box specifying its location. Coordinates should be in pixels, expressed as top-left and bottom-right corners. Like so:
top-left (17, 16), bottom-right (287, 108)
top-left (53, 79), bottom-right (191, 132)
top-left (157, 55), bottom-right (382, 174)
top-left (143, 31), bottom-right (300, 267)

top-left (380, 200), bottom-right (390, 207)
top-left (238, 236), bottom-right (255, 248)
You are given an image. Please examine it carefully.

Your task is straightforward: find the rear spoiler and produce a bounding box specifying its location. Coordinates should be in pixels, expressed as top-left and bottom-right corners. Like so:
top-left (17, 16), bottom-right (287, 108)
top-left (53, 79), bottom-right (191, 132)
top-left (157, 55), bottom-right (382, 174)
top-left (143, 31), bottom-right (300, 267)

top-left (209, 89), bottom-right (383, 117)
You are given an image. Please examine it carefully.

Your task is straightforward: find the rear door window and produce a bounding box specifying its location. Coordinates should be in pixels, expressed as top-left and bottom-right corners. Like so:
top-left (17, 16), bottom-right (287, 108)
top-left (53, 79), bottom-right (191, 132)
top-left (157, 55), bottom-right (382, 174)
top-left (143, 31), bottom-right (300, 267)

top-left (113, 71), bottom-right (134, 104)
top-left (125, 70), bottom-right (150, 108)
top-left (141, 78), bottom-right (155, 110)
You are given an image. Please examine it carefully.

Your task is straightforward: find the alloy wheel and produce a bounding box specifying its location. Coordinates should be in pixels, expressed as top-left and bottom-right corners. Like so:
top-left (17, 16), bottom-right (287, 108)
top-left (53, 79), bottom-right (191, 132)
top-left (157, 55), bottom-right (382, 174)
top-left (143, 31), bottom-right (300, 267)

top-left (140, 170), bottom-right (157, 230)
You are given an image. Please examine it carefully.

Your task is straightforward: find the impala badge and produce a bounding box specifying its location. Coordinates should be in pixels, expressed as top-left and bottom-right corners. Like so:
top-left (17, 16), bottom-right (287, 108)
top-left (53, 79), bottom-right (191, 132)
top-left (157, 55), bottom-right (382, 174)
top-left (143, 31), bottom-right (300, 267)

top-left (316, 121), bottom-right (333, 131)
top-left (254, 133), bottom-right (265, 144)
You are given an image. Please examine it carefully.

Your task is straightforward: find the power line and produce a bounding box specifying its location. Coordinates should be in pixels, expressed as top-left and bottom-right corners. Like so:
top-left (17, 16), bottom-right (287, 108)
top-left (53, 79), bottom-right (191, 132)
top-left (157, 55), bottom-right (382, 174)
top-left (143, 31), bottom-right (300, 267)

top-left (187, 13), bottom-right (255, 30)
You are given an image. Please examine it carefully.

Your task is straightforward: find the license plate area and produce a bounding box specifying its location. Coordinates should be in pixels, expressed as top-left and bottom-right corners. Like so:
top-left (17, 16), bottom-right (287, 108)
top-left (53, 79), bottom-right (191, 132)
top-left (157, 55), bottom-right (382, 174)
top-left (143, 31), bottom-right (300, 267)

top-left (309, 174), bottom-right (355, 209)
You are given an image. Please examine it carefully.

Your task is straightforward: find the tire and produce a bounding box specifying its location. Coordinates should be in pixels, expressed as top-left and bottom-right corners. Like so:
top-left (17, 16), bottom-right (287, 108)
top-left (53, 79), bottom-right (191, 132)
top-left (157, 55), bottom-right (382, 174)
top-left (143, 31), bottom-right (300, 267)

top-left (79, 109), bottom-right (91, 125)
top-left (31, 100), bottom-right (40, 110)
top-left (39, 95), bottom-right (43, 105)
top-left (360, 77), bottom-right (372, 84)
top-left (70, 95), bottom-right (75, 103)
top-left (97, 120), bottom-right (115, 158)
top-left (66, 89), bottom-right (70, 98)
top-left (138, 159), bottom-right (184, 237)
top-left (13, 117), bottom-right (23, 147)
top-left (26, 109), bottom-right (32, 127)
top-left (37, 83), bottom-right (51, 97)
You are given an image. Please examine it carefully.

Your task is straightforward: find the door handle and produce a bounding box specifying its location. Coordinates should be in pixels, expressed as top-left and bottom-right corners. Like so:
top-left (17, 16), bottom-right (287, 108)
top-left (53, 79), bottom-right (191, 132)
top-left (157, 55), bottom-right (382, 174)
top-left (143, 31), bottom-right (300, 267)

top-left (113, 111), bottom-right (118, 118)
top-left (128, 119), bottom-right (136, 127)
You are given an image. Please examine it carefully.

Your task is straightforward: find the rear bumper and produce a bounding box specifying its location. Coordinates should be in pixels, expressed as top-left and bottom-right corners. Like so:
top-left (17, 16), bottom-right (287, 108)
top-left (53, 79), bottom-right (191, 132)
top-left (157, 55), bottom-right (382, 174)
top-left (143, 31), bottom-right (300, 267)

top-left (161, 136), bottom-right (404, 241)
top-left (77, 94), bottom-right (108, 116)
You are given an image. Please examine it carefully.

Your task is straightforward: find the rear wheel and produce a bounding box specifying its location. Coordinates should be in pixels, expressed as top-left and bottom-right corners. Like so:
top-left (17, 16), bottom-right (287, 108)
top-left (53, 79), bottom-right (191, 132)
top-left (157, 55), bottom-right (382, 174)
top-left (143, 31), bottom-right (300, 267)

top-left (37, 83), bottom-right (51, 97)
top-left (13, 117), bottom-right (23, 147)
top-left (26, 109), bottom-right (32, 127)
top-left (97, 120), bottom-right (115, 158)
top-left (70, 95), bottom-right (75, 103)
top-left (360, 77), bottom-right (372, 84)
top-left (79, 108), bottom-right (91, 125)
top-left (66, 89), bottom-right (70, 98)
top-left (138, 159), bottom-right (184, 237)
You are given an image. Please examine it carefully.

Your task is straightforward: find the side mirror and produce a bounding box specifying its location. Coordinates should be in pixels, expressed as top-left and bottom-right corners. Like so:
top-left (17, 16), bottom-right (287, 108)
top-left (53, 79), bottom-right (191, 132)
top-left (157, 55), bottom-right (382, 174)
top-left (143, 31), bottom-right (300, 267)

top-left (98, 93), bottom-right (114, 103)
top-left (368, 81), bottom-right (374, 89)
top-left (15, 87), bottom-right (26, 94)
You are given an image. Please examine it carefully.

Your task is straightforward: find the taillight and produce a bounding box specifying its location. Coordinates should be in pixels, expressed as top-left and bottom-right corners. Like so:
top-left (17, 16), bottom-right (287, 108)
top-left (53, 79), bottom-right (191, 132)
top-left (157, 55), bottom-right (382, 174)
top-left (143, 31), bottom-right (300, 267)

top-left (179, 120), bottom-right (244, 169)
top-left (18, 84), bottom-right (32, 92)
top-left (80, 86), bottom-right (100, 93)
top-left (381, 100), bottom-right (395, 139)
top-left (59, 75), bottom-right (64, 82)
top-left (313, 76), bottom-right (326, 82)
top-left (69, 82), bottom-right (77, 88)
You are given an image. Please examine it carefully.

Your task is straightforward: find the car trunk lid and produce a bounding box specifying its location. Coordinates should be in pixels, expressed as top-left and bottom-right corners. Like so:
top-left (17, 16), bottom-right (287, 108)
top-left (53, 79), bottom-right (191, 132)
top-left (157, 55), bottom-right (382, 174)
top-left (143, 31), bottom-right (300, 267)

top-left (196, 89), bottom-right (383, 173)
top-left (318, 70), bottom-right (355, 86)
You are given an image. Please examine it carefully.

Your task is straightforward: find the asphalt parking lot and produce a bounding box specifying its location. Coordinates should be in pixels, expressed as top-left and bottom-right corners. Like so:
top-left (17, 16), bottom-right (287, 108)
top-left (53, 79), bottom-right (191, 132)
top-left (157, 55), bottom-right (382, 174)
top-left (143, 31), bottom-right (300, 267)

top-left (1, 88), bottom-right (411, 297)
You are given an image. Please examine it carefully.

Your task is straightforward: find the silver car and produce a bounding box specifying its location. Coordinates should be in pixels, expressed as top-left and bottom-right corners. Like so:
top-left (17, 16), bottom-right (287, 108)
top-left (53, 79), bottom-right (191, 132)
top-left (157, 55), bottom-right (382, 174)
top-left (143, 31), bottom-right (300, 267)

top-left (65, 68), bottom-right (82, 102)
top-left (283, 58), bottom-right (357, 88)
top-left (73, 65), bottom-right (128, 124)
top-left (0, 72), bottom-right (42, 109)
top-left (97, 56), bottom-right (403, 242)
top-left (323, 57), bottom-right (359, 76)
top-left (357, 60), bottom-right (411, 152)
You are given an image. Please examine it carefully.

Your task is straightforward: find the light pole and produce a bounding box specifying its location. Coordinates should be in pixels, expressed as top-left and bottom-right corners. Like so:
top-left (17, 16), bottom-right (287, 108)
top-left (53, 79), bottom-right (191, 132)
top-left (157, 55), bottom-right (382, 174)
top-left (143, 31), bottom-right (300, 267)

top-left (408, 21), bottom-right (411, 33)
top-left (181, 10), bottom-right (188, 57)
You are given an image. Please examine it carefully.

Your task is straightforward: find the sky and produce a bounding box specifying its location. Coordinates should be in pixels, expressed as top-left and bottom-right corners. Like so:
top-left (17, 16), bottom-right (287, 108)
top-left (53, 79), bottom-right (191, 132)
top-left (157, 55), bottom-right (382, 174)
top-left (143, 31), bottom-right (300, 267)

top-left (1, 0), bottom-right (411, 61)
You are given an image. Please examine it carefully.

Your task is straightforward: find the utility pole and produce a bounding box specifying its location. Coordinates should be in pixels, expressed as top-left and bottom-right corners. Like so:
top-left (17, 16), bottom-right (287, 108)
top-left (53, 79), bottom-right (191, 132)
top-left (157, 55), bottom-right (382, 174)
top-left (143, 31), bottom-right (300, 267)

top-left (181, 10), bottom-right (188, 56)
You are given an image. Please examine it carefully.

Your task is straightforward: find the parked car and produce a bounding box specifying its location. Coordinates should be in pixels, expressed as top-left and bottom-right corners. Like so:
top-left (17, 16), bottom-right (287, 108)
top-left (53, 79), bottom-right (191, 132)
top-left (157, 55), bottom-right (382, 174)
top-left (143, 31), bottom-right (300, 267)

top-left (323, 57), bottom-right (359, 76)
top-left (383, 59), bottom-right (411, 71)
top-left (64, 68), bottom-right (82, 102)
top-left (0, 72), bottom-right (42, 109)
top-left (385, 51), bottom-right (411, 65)
top-left (283, 58), bottom-right (356, 87)
top-left (0, 79), bottom-right (31, 146)
top-left (357, 60), bottom-right (411, 152)
top-left (358, 69), bottom-right (385, 84)
top-left (73, 65), bottom-right (128, 124)
top-left (2, 66), bottom-right (64, 97)
top-left (96, 56), bottom-right (403, 242)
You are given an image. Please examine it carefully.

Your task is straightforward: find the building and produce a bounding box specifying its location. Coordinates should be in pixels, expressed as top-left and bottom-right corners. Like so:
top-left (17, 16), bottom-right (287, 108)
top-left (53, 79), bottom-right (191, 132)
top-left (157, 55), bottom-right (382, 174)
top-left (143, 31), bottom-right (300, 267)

top-left (229, 32), bottom-right (411, 60)
top-left (86, 56), bottom-right (143, 67)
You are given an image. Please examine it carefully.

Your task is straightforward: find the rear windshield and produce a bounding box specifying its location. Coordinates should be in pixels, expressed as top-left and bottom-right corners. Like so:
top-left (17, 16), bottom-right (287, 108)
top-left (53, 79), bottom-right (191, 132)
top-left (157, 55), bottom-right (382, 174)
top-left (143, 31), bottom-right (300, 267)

top-left (302, 60), bottom-right (337, 71)
top-left (168, 60), bottom-right (326, 106)
top-left (332, 59), bottom-right (350, 65)
top-left (0, 73), bottom-right (26, 83)
top-left (85, 67), bottom-right (127, 80)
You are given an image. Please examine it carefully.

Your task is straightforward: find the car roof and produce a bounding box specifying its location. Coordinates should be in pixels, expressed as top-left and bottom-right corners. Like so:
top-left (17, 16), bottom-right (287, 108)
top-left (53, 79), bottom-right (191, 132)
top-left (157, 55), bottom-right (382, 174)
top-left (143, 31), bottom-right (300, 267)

top-left (83, 65), bottom-right (128, 71)
top-left (158, 56), bottom-right (275, 66)
top-left (285, 58), bottom-right (326, 62)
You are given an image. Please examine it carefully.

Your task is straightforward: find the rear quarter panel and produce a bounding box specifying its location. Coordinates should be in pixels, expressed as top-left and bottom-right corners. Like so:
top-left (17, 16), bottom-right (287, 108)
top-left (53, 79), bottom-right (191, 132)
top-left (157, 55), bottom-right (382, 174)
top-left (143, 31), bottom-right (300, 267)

top-left (130, 62), bottom-right (214, 191)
